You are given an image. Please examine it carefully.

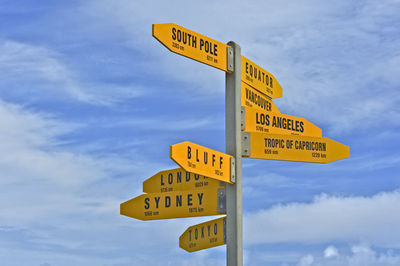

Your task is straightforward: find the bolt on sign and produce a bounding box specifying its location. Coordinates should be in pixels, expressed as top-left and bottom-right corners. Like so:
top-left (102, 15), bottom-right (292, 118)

top-left (241, 55), bottom-right (283, 99)
top-left (242, 132), bottom-right (350, 163)
top-left (120, 187), bottom-right (226, 221)
top-left (170, 141), bottom-right (235, 184)
top-left (180, 216), bottom-right (226, 252)
top-left (241, 82), bottom-right (280, 113)
top-left (143, 168), bottom-right (226, 194)
top-left (242, 106), bottom-right (322, 137)
top-left (153, 23), bottom-right (229, 72)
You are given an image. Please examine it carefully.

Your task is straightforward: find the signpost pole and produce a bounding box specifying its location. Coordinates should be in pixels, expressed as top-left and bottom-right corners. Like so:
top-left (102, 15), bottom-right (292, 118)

top-left (225, 41), bottom-right (243, 266)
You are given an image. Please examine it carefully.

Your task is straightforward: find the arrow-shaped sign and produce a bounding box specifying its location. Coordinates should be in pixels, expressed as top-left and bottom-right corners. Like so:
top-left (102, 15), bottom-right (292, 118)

top-left (153, 23), bottom-right (229, 72)
top-left (241, 55), bottom-right (283, 99)
top-left (179, 216), bottom-right (226, 252)
top-left (120, 187), bottom-right (226, 221)
top-left (143, 168), bottom-right (225, 193)
top-left (170, 141), bottom-right (234, 184)
top-left (241, 82), bottom-right (280, 113)
top-left (242, 132), bottom-right (349, 163)
top-left (242, 106), bottom-right (322, 137)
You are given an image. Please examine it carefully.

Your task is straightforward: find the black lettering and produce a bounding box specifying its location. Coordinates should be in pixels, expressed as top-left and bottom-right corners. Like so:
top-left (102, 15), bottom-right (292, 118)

top-left (165, 196), bottom-right (171, 208)
top-left (187, 194), bottom-right (193, 206)
top-left (155, 197), bottom-right (160, 208)
top-left (186, 172), bottom-right (191, 182)
top-left (172, 27), bottom-right (176, 40)
top-left (144, 198), bottom-right (150, 209)
top-left (177, 171), bottom-right (182, 183)
top-left (177, 29), bottom-right (182, 42)
top-left (200, 39), bottom-right (204, 50)
top-left (176, 195), bottom-right (182, 207)
top-left (187, 146), bottom-right (191, 159)
top-left (198, 193), bottom-right (204, 205)
top-left (192, 35), bottom-right (197, 48)
top-left (168, 173), bottom-right (173, 185)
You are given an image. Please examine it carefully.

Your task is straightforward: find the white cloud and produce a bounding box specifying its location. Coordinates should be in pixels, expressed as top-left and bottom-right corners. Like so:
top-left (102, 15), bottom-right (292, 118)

top-left (84, 0), bottom-right (400, 135)
top-left (293, 243), bottom-right (400, 266)
top-left (0, 99), bottom-right (147, 230)
top-left (245, 189), bottom-right (400, 248)
top-left (298, 254), bottom-right (314, 266)
top-left (324, 245), bottom-right (339, 258)
top-left (0, 39), bottom-right (144, 105)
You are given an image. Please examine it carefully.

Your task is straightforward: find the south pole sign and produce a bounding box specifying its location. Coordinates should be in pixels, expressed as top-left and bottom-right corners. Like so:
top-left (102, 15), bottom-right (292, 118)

top-left (120, 22), bottom-right (350, 266)
top-left (153, 23), bottom-right (230, 72)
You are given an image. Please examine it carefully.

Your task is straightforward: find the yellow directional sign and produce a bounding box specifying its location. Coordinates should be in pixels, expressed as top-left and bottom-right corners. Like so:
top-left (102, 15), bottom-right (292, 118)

top-left (242, 132), bottom-right (350, 163)
top-left (153, 23), bottom-right (229, 72)
top-left (120, 187), bottom-right (225, 221)
top-left (241, 82), bottom-right (280, 113)
top-left (143, 168), bottom-right (225, 193)
top-left (170, 141), bottom-right (234, 184)
top-left (180, 216), bottom-right (226, 252)
top-left (242, 107), bottom-right (322, 137)
top-left (241, 55), bottom-right (283, 99)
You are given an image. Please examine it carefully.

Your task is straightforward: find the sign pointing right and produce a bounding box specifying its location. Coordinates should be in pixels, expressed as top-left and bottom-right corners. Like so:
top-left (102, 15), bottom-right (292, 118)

top-left (180, 216), bottom-right (226, 252)
top-left (241, 55), bottom-right (283, 99)
top-left (170, 141), bottom-right (234, 184)
top-left (242, 132), bottom-right (349, 163)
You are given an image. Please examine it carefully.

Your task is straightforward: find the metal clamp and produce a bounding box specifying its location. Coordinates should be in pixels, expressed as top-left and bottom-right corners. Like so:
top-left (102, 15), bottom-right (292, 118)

top-left (217, 188), bottom-right (226, 214)
top-left (230, 157), bottom-right (236, 183)
top-left (223, 216), bottom-right (227, 243)
top-left (242, 132), bottom-right (251, 156)
top-left (227, 46), bottom-right (234, 73)
top-left (241, 106), bottom-right (245, 131)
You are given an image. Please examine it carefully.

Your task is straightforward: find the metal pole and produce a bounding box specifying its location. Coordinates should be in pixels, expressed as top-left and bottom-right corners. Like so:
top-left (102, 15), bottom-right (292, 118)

top-left (225, 41), bottom-right (242, 266)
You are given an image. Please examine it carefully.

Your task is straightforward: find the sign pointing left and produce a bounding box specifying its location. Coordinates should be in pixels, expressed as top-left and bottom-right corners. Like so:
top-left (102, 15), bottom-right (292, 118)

top-left (153, 23), bottom-right (230, 72)
top-left (120, 187), bottom-right (226, 221)
top-left (143, 168), bottom-right (225, 194)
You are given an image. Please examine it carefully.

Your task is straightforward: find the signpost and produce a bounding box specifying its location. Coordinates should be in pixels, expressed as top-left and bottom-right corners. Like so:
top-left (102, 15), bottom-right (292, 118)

top-left (120, 22), bottom-right (350, 266)
top-left (120, 187), bottom-right (226, 221)
top-left (143, 168), bottom-right (225, 193)
top-left (241, 55), bottom-right (283, 99)
top-left (179, 216), bottom-right (226, 252)
top-left (241, 82), bottom-right (280, 113)
top-left (242, 132), bottom-right (350, 163)
top-left (242, 106), bottom-right (322, 137)
top-left (170, 141), bottom-right (234, 184)
top-left (153, 23), bottom-right (230, 72)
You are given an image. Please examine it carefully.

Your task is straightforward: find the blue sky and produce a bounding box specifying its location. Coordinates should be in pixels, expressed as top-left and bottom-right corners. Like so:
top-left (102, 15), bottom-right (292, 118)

top-left (1, 0), bottom-right (400, 265)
